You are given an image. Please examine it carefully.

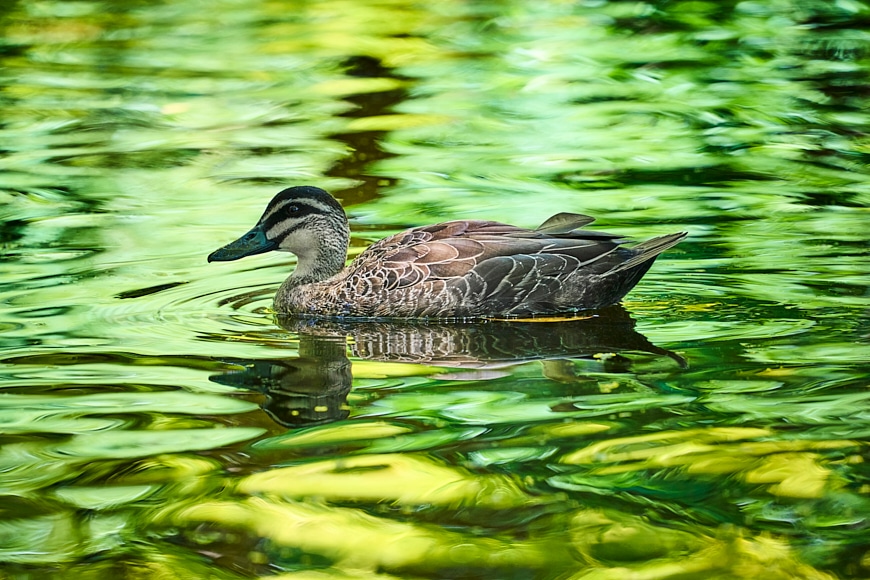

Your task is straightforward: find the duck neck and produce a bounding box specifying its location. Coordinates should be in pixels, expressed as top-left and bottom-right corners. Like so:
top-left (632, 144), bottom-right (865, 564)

top-left (286, 221), bottom-right (350, 288)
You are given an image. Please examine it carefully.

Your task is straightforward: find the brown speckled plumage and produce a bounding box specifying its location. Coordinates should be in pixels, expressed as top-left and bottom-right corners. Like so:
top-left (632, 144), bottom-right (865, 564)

top-left (208, 186), bottom-right (686, 319)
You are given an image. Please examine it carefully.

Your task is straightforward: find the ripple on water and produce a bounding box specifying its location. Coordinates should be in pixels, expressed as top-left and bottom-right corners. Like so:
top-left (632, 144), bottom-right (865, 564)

top-left (0, 274), bottom-right (292, 377)
top-left (92, 276), bottom-right (282, 350)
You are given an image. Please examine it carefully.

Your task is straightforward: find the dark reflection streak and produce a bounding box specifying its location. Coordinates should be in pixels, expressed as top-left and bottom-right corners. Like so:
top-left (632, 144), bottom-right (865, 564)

top-left (0, 351), bottom-right (227, 373)
top-left (115, 281), bottom-right (188, 300)
top-left (0, 219), bottom-right (27, 247)
top-left (210, 306), bottom-right (686, 428)
top-left (326, 55), bottom-right (407, 206)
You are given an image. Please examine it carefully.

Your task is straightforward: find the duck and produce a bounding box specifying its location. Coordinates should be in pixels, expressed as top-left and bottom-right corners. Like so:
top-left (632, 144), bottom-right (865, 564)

top-left (208, 186), bottom-right (686, 319)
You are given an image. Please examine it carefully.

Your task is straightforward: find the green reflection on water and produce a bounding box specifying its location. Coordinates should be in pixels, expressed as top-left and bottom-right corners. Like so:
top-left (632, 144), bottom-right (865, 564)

top-left (1, 0), bottom-right (869, 578)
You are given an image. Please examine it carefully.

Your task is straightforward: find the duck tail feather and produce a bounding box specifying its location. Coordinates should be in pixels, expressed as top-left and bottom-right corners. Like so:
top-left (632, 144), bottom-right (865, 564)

top-left (607, 232), bottom-right (687, 274)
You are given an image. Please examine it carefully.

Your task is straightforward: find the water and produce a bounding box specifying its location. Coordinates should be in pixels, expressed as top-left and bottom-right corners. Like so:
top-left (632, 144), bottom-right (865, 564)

top-left (1, 0), bottom-right (868, 578)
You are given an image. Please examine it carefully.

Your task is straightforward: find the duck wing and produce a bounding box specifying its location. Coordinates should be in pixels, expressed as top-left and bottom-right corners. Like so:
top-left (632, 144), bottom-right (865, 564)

top-left (350, 215), bottom-right (624, 292)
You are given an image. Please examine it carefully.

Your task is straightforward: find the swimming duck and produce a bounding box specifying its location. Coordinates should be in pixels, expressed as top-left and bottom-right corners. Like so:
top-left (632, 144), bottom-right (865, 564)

top-left (208, 186), bottom-right (686, 319)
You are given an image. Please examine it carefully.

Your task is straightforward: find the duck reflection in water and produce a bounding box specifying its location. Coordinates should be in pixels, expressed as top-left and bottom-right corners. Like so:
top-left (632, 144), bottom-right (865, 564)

top-left (210, 306), bottom-right (685, 428)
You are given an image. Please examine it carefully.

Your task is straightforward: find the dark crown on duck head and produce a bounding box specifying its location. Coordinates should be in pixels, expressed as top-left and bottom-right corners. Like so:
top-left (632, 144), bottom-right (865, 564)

top-left (256, 186), bottom-right (347, 233)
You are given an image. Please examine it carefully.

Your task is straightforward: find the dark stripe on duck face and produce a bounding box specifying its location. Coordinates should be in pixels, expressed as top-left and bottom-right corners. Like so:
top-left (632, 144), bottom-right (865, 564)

top-left (262, 203), bottom-right (323, 239)
top-left (262, 199), bottom-right (322, 225)
top-left (259, 195), bottom-right (339, 236)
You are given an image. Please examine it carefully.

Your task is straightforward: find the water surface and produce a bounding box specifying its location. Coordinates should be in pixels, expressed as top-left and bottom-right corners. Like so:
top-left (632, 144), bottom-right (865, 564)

top-left (1, 0), bottom-right (869, 578)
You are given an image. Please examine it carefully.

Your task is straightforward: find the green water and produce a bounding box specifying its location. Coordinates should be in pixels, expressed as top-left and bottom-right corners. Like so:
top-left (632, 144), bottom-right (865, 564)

top-left (1, 0), bottom-right (869, 578)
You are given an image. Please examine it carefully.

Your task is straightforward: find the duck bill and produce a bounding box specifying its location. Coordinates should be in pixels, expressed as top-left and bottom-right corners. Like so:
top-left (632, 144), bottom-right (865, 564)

top-left (208, 224), bottom-right (278, 262)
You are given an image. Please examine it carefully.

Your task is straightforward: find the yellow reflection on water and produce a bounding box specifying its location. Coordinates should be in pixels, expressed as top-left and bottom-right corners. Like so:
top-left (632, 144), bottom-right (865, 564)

top-left (561, 426), bottom-right (856, 498)
top-left (239, 453), bottom-right (531, 509)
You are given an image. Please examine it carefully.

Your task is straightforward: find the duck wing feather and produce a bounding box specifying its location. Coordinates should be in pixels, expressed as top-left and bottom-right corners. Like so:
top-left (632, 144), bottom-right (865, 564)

top-left (348, 217), bottom-right (625, 300)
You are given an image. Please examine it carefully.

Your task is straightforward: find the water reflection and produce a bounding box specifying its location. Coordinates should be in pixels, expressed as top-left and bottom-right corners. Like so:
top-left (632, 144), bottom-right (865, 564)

top-left (211, 306), bottom-right (685, 428)
top-left (211, 336), bottom-right (352, 427)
